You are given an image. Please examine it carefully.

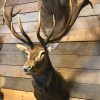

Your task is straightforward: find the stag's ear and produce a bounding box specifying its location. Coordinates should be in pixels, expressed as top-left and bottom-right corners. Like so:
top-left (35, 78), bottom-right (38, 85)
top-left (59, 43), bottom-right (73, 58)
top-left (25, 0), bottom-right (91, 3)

top-left (47, 43), bottom-right (59, 52)
top-left (16, 44), bottom-right (28, 52)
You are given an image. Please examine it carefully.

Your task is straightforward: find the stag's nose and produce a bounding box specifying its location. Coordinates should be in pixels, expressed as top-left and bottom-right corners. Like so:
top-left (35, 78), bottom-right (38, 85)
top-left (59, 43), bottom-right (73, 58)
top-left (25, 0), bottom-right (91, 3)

top-left (23, 66), bottom-right (31, 72)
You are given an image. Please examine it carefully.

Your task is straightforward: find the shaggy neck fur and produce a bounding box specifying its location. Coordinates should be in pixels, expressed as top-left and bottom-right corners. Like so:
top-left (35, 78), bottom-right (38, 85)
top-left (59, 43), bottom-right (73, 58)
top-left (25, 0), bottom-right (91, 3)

top-left (32, 57), bottom-right (70, 100)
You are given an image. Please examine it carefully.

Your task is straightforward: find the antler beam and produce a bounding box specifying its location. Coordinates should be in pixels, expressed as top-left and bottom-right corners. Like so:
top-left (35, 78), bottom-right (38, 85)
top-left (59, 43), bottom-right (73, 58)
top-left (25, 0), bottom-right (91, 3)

top-left (3, 0), bottom-right (34, 48)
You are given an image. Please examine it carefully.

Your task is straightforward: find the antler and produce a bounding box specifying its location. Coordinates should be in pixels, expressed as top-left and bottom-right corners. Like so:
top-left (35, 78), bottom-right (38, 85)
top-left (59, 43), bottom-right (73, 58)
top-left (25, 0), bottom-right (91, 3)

top-left (50, 0), bottom-right (93, 42)
top-left (39, 0), bottom-right (93, 43)
top-left (37, 12), bottom-right (56, 49)
top-left (3, 0), bottom-right (34, 48)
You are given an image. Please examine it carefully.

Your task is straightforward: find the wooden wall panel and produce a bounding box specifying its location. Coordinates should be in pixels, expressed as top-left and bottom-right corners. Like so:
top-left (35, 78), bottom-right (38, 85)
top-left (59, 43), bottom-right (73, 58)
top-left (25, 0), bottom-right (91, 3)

top-left (0, 65), bottom-right (100, 85)
top-left (0, 0), bottom-right (99, 5)
top-left (0, 77), bottom-right (100, 100)
top-left (1, 89), bottom-right (86, 100)
top-left (0, 10), bottom-right (100, 42)
top-left (0, 1), bottom-right (100, 16)
top-left (0, 0), bottom-right (100, 100)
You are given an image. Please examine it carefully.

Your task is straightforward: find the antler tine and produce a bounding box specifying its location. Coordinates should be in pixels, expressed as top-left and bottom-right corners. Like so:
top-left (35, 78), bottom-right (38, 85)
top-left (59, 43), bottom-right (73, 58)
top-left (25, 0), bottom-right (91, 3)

top-left (37, 12), bottom-right (46, 47)
top-left (3, 0), bottom-right (34, 48)
top-left (18, 15), bottom-right (34, 48)
top-left (37, 12), bottom-right (56, 50)
top-left (45, 0), bottom-right (93, 43)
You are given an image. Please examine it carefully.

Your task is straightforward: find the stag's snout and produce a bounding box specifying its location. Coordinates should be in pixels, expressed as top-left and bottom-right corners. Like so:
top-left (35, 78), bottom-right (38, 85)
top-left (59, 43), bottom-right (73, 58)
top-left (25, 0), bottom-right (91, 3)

top-left (23, 66), bottom-right (33, 74)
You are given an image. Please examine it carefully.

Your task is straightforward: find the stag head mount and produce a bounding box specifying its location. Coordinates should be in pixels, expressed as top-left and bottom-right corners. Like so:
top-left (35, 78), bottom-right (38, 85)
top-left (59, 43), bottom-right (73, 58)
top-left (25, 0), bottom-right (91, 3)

top-left (3, 0), bottom-right (93, 75)
top-left (3, 0), bottom-right (59, 75)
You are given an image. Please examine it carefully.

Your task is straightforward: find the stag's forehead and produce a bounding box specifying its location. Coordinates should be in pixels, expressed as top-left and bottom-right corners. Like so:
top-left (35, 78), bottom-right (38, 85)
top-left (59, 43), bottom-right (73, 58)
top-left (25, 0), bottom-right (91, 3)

top-left (30, 44), bottom-right (44, 53)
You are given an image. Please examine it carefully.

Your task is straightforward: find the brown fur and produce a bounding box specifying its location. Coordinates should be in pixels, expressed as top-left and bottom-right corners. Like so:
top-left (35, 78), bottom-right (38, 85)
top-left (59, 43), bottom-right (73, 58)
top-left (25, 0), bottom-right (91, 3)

top-left (22, 44), bottom-right (71, 100)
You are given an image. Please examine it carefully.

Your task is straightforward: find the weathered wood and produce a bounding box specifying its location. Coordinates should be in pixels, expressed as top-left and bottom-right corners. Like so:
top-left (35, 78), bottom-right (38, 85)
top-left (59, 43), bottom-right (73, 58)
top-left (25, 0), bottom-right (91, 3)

top-left (0, 0), bottom-right (99, 6)
top-left (0, 2), bottom-right (100, 16)
top-left (0, 11), bottom-right (100, 24)
top-left (1, 42), bottom-right (100, 56)
top-left (0, 12), bottom-right (38, 24)
top-left (0, 26), bottom-right (100, 43)
top-left (1, 88), bottom-right (86, 100)
top-left (0, 77), bottom-right (100, 100)
top-left (0, 2), bottom-right (38, 16)
top-left (1, 88), bottom-right (36, 100)
top-left (1, 15), bottom-right (99, 33)
top-left (0, 65), bottom-right (100, 85)
top-left (0, 15), bottom-right (100, 42)
top-left (0, 52), bottom-right (100, 69)
top-left (71, 83), bottom-right (100, 100)
top-left (0, 0), bottom-right (37, 6)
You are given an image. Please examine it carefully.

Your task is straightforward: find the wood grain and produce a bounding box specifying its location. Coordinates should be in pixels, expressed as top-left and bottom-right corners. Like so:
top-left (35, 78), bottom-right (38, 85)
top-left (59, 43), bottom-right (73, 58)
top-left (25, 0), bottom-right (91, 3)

top-left (1, 53), bottom-right (100, 69)
top-left (0, 14), bottom-right (100, 42)
top-left (0, 65), bottom-right (100, 85)
top-left (1, 77), bottom-right (100, 100)
top-left (0, 27), bottom-right (100, 43)
top-left (0, 0), bottom-right (99, 6)
top-left (0, 15), bottom-right (100, 32)
top-left (1, 42), bottom-right (100, 56)
top-left (0, 2), bottom-right (100, 16)
top-left (0, 0), bottom-right (37, 6)
top-left (1, 88), bottom-right (86, 100)
top-left (1, 88), bottom-right (36, 100)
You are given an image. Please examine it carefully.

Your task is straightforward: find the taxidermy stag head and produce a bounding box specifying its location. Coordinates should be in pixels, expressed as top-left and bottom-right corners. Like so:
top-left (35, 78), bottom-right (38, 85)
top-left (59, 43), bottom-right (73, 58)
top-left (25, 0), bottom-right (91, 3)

top-left (3, 0), bottom-right (93, 100)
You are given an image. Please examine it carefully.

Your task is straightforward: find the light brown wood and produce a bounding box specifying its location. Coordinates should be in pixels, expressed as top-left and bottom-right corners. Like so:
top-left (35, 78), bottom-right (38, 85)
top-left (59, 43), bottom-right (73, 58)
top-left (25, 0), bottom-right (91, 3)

top-left (0, 27), bottom-right (100, 43)
top-left (0, 2), bottom-right (100, 16)
top-left (0, 51), bottom-right (100, 69)
top-left (0, 15), bottom-right (99, 33)
top-left (0, 15), bottom-right (100, 42)
top-left (1, 79), bottom-right (100, 99)
top-left (0, 0), bottom-right (99, 5)
top-left (0, 2), bottom-right (38, 16)
top-left (0, 0), bottom-right (37, 6)
top-left (1, 42), bottom-right (100, 56)
top-left (0, 65), bottom-right (100, 85)
top-left (1, 88), bottom-right (86, 100)
top-left (1, 88), bottom-right (36, 100)
top-left (0, 0), bottom-right (99, 6)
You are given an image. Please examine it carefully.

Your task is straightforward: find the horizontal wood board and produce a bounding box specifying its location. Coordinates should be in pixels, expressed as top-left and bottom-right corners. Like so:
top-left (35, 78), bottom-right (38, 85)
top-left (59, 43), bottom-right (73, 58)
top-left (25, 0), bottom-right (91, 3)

top-left (1, 88), bottom-right (86, 100)
top-left (0, 77), bottom-right (100, 100)
top-left (0, 0), bottom-right (100, 100)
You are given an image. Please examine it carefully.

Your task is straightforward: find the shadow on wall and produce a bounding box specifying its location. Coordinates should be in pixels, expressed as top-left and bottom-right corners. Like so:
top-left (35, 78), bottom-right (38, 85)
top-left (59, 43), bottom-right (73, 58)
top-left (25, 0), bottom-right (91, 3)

top-left (0, 89), bottom-right (4, 100)
top-left (0, 37), bottom-right (3, 51)
top-left (0, 36), bottom-right (4, 100)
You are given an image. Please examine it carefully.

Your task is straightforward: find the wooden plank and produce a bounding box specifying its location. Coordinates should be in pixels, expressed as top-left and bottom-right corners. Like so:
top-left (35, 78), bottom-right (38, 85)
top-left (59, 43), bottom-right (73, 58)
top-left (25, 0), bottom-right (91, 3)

top-left (0, 53), bottom-right (100, 69)
top-left (0, 0), bottom-right (37, 6)
top-left (90, 0), bottom-right (100, 4)
top-left (1, 88), bottom-right (86, 100)
top-left (0, 0), bottom-right (99, 6)
top-left (0, 12), bottom-right (39, 24)
top-left (0, 2), bottom-right (38, 16)
top-left (1, 77), bottom-right (100, 100)
top-left (71, 83), bottom-right (100, 100)
top-left (1, 88), bottom-right (36, 100)
top-left (0, 2), bottom-right (100, 16)
top-left (1, 42), bottom-right (100, 56)
top-left (0, 0), bottom-right (99, 5)
top-left (0, 14), bottom-right (99, 31)
top-left (0, 26), bottom-right (100, 43)
top-left (0, 65), bottom-right (100, 85)
top-left (0, 15), bottom-right (100, 42)
top-left (0, 10), bottom-right (100, 24)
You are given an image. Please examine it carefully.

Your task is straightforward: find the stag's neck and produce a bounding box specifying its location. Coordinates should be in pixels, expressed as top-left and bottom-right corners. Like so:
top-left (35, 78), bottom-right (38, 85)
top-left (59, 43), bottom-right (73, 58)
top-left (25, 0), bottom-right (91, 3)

top-left (33, 67), bottom-right (54, 88)
top-left (32, 58), bottom-right (55, 89)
